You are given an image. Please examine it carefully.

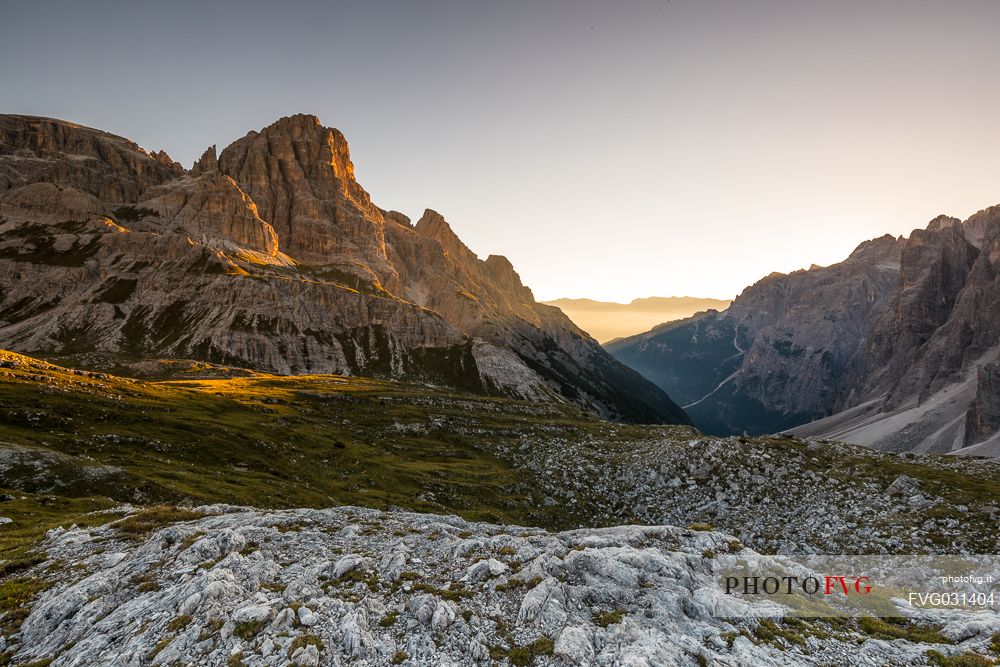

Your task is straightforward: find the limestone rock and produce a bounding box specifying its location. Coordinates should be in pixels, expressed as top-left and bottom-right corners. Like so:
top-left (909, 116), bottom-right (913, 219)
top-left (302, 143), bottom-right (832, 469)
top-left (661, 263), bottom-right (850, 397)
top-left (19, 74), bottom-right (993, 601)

top-left (140, 174), bottom-right (280, 256)
top-left (191, 144), bottom-right (218, 175)
top-left (554, 625), bottom-right (595, 664)
top-left (290, 644), bottom-right (320, 666)
top-left (0, 182), bottom-right (107, 221)
top-left (0, 114), bottom-right (183, 202)
top-left (217, 114), bottom-right (396, 282)
top-left (885, 474), bottom-right (921, 497)
top-left (966, 363), bottom-right (1000, 445)
top-left (0, 113), bottom-right (689, 425)
top-left (858, 216), bottom-right (979, 408)
top-left (6, 505), bottom-right (996, 667)
top-left (611, 204), bottom-right (1000, 451)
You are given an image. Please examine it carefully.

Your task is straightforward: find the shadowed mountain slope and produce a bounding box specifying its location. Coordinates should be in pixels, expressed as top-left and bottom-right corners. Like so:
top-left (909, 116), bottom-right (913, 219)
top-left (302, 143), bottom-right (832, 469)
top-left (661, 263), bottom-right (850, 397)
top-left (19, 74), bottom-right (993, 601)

top-left (610, 207), bottom-right (1000, 452)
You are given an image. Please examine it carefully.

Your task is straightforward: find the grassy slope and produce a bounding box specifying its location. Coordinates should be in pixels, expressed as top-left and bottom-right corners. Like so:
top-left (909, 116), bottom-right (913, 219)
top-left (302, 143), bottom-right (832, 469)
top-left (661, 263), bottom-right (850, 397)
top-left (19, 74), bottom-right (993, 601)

top-left (0, 350), bottom-right (677, 528)
top-left (1, 349), bottom-right (999, 564)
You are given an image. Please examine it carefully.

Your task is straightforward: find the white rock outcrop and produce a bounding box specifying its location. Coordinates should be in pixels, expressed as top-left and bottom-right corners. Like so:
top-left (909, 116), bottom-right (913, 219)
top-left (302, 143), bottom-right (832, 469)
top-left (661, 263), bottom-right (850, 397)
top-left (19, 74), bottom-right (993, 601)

top-left (6, 505), bottom-right (999, 666)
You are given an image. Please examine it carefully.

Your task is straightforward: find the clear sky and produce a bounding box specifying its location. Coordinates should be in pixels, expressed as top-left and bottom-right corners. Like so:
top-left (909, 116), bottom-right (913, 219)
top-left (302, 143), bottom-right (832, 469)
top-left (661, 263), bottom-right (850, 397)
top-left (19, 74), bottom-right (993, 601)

top-left (3, 0), bottom-right (999, 301)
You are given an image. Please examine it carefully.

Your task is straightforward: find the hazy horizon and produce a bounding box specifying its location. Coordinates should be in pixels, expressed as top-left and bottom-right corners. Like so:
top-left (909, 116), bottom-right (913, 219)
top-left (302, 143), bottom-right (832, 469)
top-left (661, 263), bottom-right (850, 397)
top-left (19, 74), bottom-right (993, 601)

top-left (543, 295), bottom-right (731, 304)
top-left (542, 295), bottom-right (731, 343)
top-left (4, 0), bottom-right (999, 302)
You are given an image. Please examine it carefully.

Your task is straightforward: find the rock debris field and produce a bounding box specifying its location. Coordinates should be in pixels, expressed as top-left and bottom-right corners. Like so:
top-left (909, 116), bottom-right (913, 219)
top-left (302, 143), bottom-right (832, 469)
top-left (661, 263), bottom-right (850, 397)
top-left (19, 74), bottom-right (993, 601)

top-left (6, 505), bottom-right (1000, 666)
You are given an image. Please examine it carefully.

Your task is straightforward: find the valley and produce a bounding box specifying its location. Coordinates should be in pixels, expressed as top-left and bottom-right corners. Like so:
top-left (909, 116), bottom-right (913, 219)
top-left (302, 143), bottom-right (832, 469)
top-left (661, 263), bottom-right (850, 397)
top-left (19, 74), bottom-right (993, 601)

top-left (1, 350), bottom-right (997, 560)
top-left (609, 211), bottom-right (1000, 456)
top-left (0, 113), bottom-right (998, 666)
top-left (5, 2), bottom-right (1000, 664)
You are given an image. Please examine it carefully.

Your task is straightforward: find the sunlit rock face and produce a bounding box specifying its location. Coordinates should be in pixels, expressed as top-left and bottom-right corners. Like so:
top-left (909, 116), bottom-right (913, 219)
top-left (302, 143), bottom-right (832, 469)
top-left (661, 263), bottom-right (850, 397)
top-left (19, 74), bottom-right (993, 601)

top-left (0, 114), bottom-right (184, 202)
top-left (140, 174), bottom-right (280, 256)
top-left (0, 113), bottom-right (689, 424)
top-left (217, 114), bottom-right (399, 286)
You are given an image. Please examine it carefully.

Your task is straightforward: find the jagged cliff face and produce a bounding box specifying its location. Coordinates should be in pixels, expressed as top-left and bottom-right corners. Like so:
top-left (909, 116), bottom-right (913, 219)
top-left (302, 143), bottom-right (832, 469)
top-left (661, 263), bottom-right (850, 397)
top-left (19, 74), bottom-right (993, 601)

top-left (608, 235), bottom-right (903, 435)
top-left (0, 114), bottom-right (688, 425)
top-left (967, 362), bottom-right (1000, 446)
top-left (891, 207), bottom-right (1000, 407)
top-left (0, 115), bottom-right (184, 201)
top-left (852, 217), bottom-right (980, 408)
top-left (216, 115), bottom-right (398, 285)
top-left (610, 206), bottom-right (1000, 452)
top-left (817, 207), bottom-right (1000, 453)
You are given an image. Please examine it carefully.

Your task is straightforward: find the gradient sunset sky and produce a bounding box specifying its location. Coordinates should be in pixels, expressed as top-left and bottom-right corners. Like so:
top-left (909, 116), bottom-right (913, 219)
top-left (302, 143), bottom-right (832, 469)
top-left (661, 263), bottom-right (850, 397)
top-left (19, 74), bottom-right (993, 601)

top-left (3, 0), bottom-right (999, 301)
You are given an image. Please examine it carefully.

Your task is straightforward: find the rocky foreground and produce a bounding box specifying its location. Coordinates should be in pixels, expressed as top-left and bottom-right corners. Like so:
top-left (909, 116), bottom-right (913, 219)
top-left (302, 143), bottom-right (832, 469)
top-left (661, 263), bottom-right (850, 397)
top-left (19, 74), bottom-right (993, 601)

top-left (5, 506), bottom-right (1000, 666)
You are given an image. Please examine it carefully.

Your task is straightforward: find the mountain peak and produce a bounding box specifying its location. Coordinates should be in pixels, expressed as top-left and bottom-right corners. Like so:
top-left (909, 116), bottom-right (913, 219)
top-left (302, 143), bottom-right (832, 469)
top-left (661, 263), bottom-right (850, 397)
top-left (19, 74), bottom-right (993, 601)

top-left (268, 112), bottom-right (323, 128)
top-left (252, 114), bottom-right (343, 147)
top-left (382, 209), bottom-right (412, 227)
top-left (216, 113), bottom-right (386, 267)
top-left (963, 204), bottom-right (1000, 249)
top-left (0, 112), bottom-right (691, 426)
top-left (847, 233), bottom-right (902, 261)
top-left (414, 209), bottom-right (477, 262)
top-left (0, 113), bottom-right (184, 202)
top-left (191, 144), bottom-right (218, 175)
top-left (926, 214), bottom-right (962, 233)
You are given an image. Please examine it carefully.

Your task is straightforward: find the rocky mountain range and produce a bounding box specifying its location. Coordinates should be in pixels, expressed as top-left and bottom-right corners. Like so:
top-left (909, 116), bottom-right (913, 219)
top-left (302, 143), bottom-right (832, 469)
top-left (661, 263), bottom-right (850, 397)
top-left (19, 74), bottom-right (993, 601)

top-left (542, 296), bottom-right (731, 343)
top-left (0, 113), bottom-right (688, 425)
top-left (608, 207), bottom-right (1000, 455)
top-left (4, 112), bottom-right (1000, 666)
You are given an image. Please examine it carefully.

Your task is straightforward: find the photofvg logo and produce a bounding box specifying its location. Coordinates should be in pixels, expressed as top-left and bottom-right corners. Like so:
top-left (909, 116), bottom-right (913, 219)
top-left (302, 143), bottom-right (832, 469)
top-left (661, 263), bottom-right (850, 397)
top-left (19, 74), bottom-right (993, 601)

top-left (711, 555), bottom-right (1000, 618)
top-left (724, 574), bottom-right (871, 597)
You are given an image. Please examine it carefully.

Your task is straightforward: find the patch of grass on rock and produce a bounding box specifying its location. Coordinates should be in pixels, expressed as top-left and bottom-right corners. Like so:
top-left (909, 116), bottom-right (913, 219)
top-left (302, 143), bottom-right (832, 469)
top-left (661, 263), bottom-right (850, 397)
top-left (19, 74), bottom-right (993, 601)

top-left (507, 637), bottom-right (555, 666)
top-left (752, 619), bottom-right (807, 648)
top-left (233, 620), bottom-right (265, 641)
top-left (0, 577), bottom-right (50, 637)
top-left (495, 576), bottom-right (541, 593)
top-left (287, 634), bottom-right (324, 657)
top-left (857, 617), bottom-right (953, 644)
top-left (146, 637), bottom-right (171, 661)
top-left (926, 650), bottom-right (997, 667)
top-left (166, 614), bottom-right (191, 632)
top-left (115, 505), bottom-right (207, 540)
top-left (593, 609), bottom-right (624, 628)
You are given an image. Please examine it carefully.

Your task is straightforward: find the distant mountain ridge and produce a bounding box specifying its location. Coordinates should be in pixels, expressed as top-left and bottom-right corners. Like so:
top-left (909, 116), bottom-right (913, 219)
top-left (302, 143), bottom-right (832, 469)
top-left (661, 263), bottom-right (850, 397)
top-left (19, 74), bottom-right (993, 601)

top-left (543, 296), bottom-right (731, 343)
top-left (609, 206), bottom-right (1000, 453)
top-left (0, 113), bottom-right (689, 425)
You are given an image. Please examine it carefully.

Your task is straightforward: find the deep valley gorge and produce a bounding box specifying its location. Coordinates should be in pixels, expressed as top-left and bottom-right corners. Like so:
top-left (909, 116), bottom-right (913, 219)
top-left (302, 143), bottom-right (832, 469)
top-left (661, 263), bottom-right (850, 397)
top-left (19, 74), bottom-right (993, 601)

top-left (609, 209), bottom-right (1000, 457)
